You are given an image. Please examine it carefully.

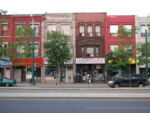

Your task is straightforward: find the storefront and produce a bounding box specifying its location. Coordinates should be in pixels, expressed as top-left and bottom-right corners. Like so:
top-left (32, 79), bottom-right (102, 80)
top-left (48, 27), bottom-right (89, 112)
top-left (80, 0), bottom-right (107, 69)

top-left (0, 60), bottom-right (12, 79)
top-left (76, 58), bottom-right (105, 83)
top-left (12, 58), bottom-right (43, 83)
top-left (44, 58), bottom-right (74, 84)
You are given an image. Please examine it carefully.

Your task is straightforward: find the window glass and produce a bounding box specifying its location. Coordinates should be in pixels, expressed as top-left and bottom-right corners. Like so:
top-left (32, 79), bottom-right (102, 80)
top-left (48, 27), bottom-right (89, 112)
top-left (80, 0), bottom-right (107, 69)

top-left (61, 25), bottom-right (70, 35)
top-left (110, 25), bottom-right (118, 37)
top-left (31, 24), bottom-right (39, 37)
top-left (2, 24), bottom-right (8, 36)
top-left (87, 26), bottom-right (92, 37)
top-left (86, 48), bottom-right (94, 57)
top-left (47, 25), bottom-right (56, 32)
top-left (79, 26), bottom-right (84, 37)
top-left (110, 45), bottom-right (119, 51)
top-left (96, 26), bottom-right (100, 36)
top-left (95, 47), bottom-right (99, 56)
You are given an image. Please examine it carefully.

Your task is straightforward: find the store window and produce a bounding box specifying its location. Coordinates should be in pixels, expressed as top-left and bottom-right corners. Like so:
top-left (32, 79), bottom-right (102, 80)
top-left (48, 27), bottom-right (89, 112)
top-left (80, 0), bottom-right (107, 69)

top-left (27, 68), bottom-right (41, 79)
top-left (79, 25), bottom-right (85, 37)
top-left (110, 25), bottom-right (118, 37)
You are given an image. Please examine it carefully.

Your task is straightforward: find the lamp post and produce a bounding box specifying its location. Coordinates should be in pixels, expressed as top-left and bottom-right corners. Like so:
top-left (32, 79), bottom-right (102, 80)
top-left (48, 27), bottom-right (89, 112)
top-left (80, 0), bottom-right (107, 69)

top-left (31, 14), bottom-right (35, 85)
top-left (145, 29), bottom-right (149, 79)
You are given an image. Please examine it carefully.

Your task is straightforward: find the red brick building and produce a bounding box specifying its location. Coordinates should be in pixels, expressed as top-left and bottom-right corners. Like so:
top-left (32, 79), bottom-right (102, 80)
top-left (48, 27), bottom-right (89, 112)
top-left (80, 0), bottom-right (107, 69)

top-left (0, 14), bottom-right (43, 83)
top-left (0, 15), bottom-right (13, 79)
top-left (105, 15), bottom-right (136, 73)
top-left (12, 15), bottom-right (43, 83)
top-left (75, 13), bottom-right (107, 82)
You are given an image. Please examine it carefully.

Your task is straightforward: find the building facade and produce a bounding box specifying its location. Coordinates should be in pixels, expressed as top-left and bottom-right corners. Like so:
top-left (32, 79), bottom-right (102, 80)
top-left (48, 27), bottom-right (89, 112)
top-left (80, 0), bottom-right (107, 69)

top-left (0, 15), bottom-right (13, 79)
top-left (43, 13), bottom-right (75, 83)
top-left (75, 13), bottom-right (106, 83)
top-left (135, 16), bottom-right (150, 74)
top-left (11, 15), bottom-right (43, 83)
top-left (105, 15), bottom-right (136, 75)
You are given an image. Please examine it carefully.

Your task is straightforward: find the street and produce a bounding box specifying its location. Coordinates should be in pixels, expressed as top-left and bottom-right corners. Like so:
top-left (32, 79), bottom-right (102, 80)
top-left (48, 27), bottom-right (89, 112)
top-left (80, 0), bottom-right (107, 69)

top-left (0, 99), bottom-right (150, 113)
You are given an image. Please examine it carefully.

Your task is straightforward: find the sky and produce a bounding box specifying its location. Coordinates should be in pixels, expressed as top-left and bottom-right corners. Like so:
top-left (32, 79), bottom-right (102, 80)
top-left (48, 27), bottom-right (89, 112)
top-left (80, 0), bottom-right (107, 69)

top-left (0, 0), bottom-right (150, 16)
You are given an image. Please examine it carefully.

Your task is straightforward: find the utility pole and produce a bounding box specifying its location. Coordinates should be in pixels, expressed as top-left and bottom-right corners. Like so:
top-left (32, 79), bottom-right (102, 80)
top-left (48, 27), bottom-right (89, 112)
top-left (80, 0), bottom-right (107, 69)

top-left (31, 14), bottom-right (35, 85)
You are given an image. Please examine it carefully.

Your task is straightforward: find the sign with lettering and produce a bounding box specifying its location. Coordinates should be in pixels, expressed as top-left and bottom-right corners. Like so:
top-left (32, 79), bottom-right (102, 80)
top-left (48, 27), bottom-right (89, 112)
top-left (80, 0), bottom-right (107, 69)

top-left (0, 61), bottom-right (11, 66)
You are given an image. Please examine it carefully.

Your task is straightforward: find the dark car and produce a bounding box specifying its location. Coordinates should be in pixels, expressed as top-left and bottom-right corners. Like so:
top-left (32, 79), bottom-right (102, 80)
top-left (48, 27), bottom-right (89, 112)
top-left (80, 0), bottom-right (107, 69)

top-left (108, 74), bottom-right (149, 88)
top-left (0, 77), bottom-right (16, 87)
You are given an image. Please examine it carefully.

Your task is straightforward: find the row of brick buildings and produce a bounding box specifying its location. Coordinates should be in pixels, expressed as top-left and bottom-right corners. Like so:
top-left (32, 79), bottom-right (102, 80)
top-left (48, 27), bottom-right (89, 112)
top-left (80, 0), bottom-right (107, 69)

top-left (0, 13), bottom-right (149, 83)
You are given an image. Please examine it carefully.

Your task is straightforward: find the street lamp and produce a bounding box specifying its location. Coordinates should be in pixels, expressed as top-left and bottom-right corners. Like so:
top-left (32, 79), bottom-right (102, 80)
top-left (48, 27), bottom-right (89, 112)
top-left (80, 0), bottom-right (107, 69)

top-left (31, 14), bottom-right (35, 85)
top-left (145, 29), bottom-right (148, 78)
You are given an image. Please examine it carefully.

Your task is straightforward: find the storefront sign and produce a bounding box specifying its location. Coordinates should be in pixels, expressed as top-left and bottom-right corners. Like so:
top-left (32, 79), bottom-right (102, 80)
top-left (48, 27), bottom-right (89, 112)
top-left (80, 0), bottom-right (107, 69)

top-left (0, 61), bottom-right (11, 66)
top-left (76, 58), bottom-right (105, 64)
top-left (96, 65), bottom-right (102, 69)
top-left (12, 58), bottom-right (43, 67)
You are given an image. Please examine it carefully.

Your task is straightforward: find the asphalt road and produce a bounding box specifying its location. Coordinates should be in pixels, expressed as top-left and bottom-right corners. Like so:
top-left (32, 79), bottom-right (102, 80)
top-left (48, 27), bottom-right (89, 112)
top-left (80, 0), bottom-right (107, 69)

top-left (0, 99), bottom-right (150, 113)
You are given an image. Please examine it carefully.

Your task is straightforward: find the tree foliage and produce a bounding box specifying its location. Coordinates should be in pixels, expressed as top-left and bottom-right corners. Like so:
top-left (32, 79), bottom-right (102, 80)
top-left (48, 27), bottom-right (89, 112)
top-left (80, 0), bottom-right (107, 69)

top-left (44, 31), bottom-right (71, 66)
top-left (137, 42), bottom-right (150, 65)
top-left (106, 48), bottom-right (132, 72)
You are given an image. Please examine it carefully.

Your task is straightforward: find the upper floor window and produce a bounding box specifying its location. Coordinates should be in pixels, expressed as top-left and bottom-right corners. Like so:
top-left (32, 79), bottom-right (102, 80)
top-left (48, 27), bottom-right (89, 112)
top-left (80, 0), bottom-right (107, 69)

top-left (16, 44), bottom-right (25, 57)
top-left (87, 25), bottom-right (92, 37)
top-left (110, 25), bottom-right (118, 37)
top-left (81, 47), bottom-right (99, 57)
top-left (30, 24), bottom-right (39, 37)
top-left (47, 24), bottom-right (56, 32)
top-left (140, 25), bottom-right (149, 37)
top-left (61, 25), bottom-right (70, 35)
top-left (123, 25), bottom-right (132, 31)
top-left (96, 26), bottom-right (101, 37)
top-left (79, 25), bottom-right (84, 37)
top-left (0, 42), bottom-right (8, 58)
top-left (123, 25), bottom-right (132, 37)
top-left (28, 42), bottom-right (39, 57)
top-left (16, 24), bottom-right (26, 36)
top-left (1, 24), bottom-right (8, 36)
top-left (110, 45), bottom-right (119, 52)
top-left (125, 45), bottom-right (132, 53)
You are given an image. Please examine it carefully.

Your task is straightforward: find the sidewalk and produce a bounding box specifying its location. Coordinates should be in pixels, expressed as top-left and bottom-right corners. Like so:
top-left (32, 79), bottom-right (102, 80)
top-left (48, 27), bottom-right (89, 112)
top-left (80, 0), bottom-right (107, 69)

top-left (1, 83), bottom-right (150, 99)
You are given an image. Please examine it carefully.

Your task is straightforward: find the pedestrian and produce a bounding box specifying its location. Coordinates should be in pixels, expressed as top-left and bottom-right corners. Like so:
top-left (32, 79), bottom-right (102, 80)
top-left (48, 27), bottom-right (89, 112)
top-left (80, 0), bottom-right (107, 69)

top-left (86, 73), bottom-right (91, 84)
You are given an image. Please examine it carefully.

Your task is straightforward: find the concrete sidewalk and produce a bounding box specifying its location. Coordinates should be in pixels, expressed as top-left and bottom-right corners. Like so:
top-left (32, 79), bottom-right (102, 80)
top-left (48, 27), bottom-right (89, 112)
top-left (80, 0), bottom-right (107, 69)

top-left (1, 84), bottom-right (150, 99)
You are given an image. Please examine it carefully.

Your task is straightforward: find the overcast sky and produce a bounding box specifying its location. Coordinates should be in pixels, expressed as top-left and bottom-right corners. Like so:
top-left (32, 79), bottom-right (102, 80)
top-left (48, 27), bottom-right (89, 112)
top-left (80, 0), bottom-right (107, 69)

top-left (0, 0), bottom-right (149, 16)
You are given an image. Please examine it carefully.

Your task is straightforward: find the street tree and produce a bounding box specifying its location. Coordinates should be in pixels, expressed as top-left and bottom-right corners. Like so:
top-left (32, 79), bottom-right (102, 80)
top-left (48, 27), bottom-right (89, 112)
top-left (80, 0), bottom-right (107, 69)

top-left (44, 31), bottom-right (71, 83)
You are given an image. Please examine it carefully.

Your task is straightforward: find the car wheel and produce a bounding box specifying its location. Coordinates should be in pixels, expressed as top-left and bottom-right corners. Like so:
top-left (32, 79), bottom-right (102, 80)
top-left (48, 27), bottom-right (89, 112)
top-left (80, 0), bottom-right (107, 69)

top-left (138, 84), bottom-right (144, 88)
top-left (114, 84), bottom-right (119, 88)
top-left (6, 83), bottom-right (9, 87)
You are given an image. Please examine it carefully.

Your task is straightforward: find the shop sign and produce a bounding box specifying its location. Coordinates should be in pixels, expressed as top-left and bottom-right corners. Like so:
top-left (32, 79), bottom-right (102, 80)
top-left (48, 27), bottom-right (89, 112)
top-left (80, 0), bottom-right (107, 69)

top-left (44, 58), bottom-right (73, 65)
top-left (0, 61), bottom-right (11, 66)
top-left (96, 65), bottom-right (102, 69)
top-left (76, 58), bottom-right (105, 64)
top-left (12, 58), bottom-right (43, 67)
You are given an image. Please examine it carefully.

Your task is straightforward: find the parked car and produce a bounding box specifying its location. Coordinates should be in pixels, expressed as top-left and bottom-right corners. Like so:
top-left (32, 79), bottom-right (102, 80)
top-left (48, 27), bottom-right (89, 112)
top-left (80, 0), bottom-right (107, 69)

top-left (108, 74), bottom-right (149, 88)
top-left (0, 77), bottom-right (16, 87)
